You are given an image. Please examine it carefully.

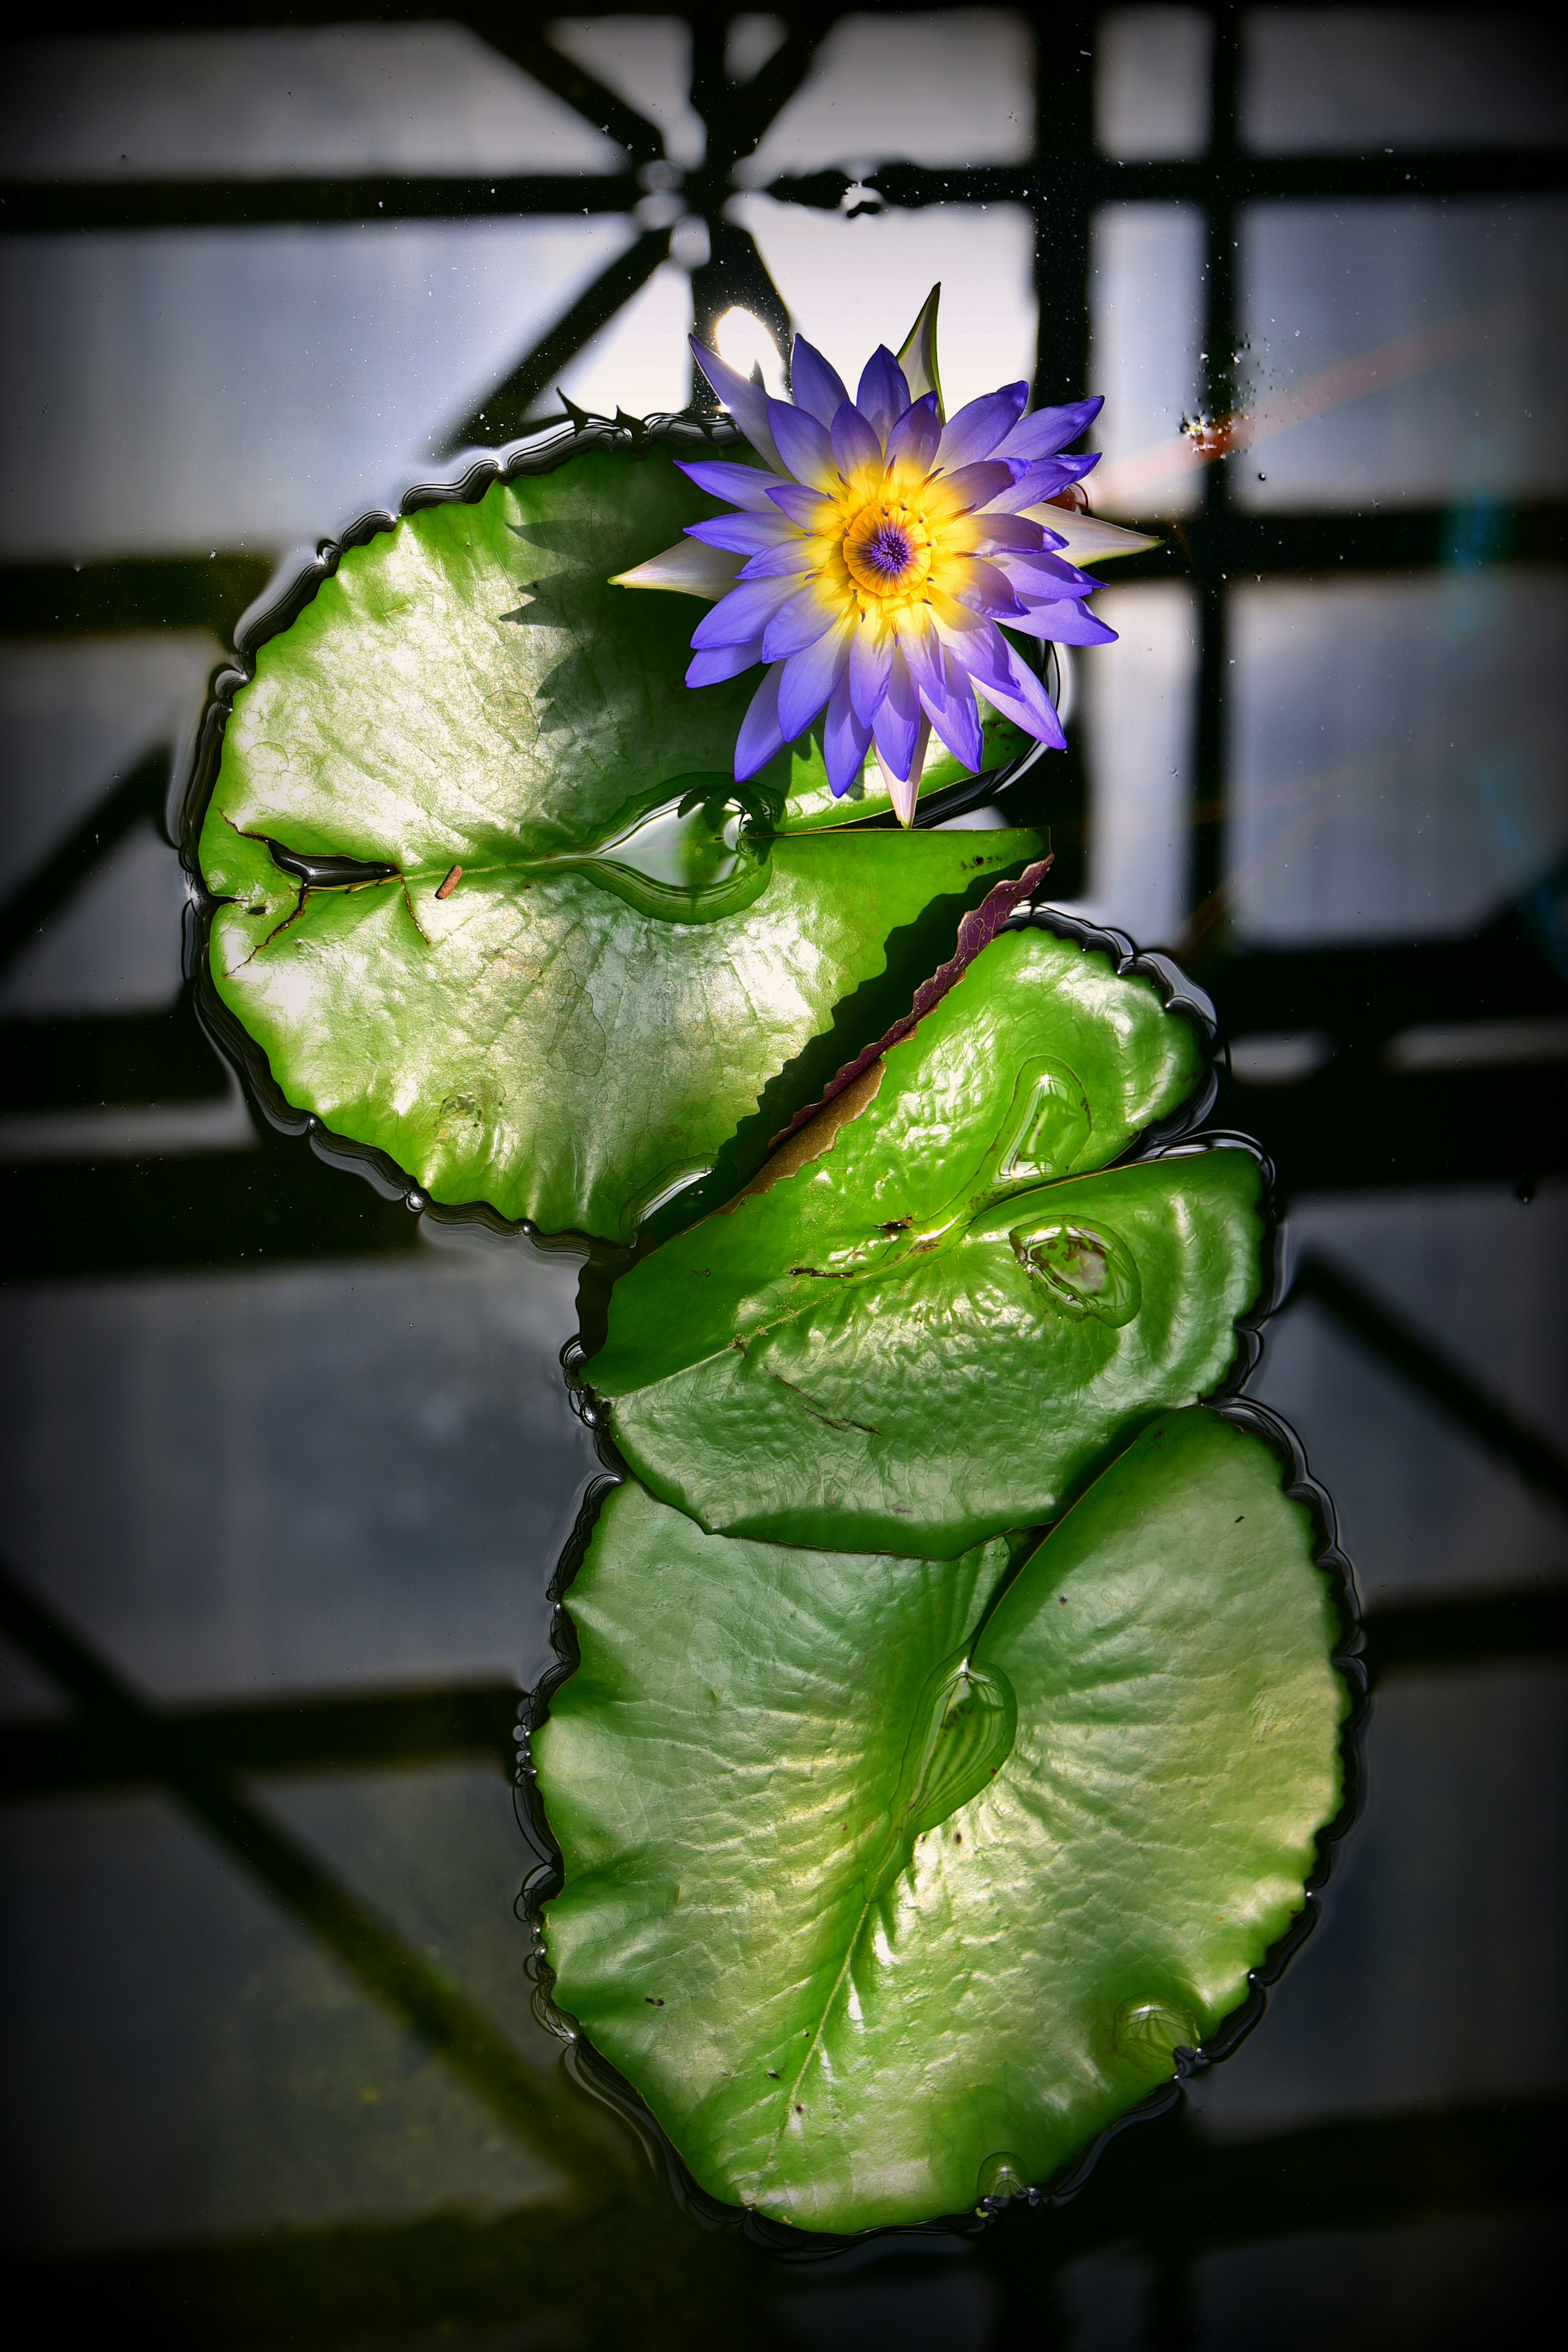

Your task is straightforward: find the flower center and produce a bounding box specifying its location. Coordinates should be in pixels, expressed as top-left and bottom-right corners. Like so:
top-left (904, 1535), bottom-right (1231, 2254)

top-left (843, 495), bottom-right (933, 602)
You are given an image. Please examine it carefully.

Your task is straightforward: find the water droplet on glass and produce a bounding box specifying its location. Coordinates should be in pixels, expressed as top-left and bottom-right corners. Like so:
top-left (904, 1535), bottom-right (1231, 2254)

top-left (1009, 1220), bottom-right (1141, 1326)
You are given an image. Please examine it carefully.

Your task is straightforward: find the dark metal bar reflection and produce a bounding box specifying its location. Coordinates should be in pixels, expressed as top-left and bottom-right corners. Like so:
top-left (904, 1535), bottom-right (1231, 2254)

top-left (0, 1556), bottom-right (623, 2182)
top-left (1288, 1252), bottom-right (1568, 1512)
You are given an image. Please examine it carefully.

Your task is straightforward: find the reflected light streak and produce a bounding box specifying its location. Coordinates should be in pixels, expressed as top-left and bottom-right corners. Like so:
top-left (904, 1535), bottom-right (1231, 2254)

top-left (713, 304), bottom-right (787, 396)
top-left (1095, 294), bottom-right (1529, 510)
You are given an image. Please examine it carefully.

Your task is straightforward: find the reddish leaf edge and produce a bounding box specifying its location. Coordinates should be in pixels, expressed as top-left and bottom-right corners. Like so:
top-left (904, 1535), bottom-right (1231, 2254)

top-left (766, 855), bottom-right (1054, 1154)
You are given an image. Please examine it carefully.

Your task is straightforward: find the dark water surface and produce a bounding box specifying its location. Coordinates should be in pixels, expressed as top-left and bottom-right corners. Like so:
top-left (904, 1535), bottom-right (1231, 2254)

top-left (2, 7), bottom-right (1566, 2345)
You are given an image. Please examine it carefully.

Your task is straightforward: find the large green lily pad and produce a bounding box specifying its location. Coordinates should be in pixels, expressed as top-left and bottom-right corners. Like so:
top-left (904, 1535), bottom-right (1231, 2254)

top-left (586, 925), bottom-right (1255, 1553)
top-left (197, 439), bottom-right (1041, 1243)
top-left (536, 1408), bottom-right (1348, 2234)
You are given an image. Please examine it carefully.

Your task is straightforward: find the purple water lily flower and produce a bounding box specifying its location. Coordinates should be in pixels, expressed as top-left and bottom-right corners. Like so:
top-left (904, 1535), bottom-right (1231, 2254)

top-left (612, 286), bottom-right (1154, 823)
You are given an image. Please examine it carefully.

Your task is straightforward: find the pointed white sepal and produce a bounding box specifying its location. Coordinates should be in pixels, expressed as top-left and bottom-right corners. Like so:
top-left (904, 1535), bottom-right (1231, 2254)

top-left (896, 285), bottom-right (945, 422)
top-left (877, 715), bottom-right (932, 828)
top-left (608, 540), bottom-right (746, 600)
top-left (1023, 507), bottom-right (1160, 564)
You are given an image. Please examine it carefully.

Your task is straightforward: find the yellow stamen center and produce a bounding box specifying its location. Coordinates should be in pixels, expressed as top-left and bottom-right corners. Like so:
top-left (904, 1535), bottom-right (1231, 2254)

top-left (843, 496), bottom-right (933, 603)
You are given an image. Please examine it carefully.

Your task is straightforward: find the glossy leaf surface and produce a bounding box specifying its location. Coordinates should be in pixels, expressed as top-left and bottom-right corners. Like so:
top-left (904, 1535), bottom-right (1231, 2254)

top-left (198, 443), bottom-right (1040, 1242)
top-left (588, 927), bottom-right (1253, 1552)
top-left (538, 1410), bottom-right (1347, 2234)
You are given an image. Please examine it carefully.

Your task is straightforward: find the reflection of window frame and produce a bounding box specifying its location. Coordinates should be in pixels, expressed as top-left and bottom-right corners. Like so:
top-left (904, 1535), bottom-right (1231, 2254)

top-left (0, 2), bottom-right (1563, 1195)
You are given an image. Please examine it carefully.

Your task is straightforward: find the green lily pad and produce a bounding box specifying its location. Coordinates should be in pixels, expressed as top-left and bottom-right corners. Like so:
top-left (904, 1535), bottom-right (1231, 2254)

top-left (196, 434), bottom-right (1042, 1243)
top-left (535, 1408), bottom-right (1348, 2234)
top-left (586, 924), bottom-right (1255, 1553)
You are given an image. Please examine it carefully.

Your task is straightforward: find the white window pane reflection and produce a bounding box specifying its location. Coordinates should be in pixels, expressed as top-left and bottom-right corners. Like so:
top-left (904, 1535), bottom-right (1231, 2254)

top-left (0, 634), bottom-right (218, 892)
top-left (0, 822), bottom-right (187, 1018)
top-left (1242, 9), bottom-right (1568, 155)
top-left (743, 10), bottom-right (1033, 178)
top-left (731, 196), bottom-right (1037, 414)
top-left (0, 27), bottom-right (624, 180)
top-left (1059, 580), bottom-right (1199, 950)
top-left (1096, 8), bottom-right (1213, 160)
top-left (547, 16), bottom-right (706, 169)
top-left (1237, 197), bottom-right (1568, 510)
top-left (725, 15), bottom-right (789, 84)
top-left (1227, 571), bottom-right (1568, 945)
top-left (549, 257), bottom-right (693, 424)
top-left (0, 219), bottom-right (638, 558)
top-left (1088, 203), bottom-right (1205, 516)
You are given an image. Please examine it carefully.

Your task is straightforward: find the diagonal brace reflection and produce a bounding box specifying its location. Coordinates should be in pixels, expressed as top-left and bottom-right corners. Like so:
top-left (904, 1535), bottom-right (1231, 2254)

top-left (0, 1556), bottom-right (627, 2190)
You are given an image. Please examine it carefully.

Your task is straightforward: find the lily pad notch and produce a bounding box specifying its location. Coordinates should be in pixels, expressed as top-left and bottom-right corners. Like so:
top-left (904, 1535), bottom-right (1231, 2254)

top-left (185, 411), bottom-right (1050, 1249)
top-left (517, 1399), bottom-right (1364, 2243)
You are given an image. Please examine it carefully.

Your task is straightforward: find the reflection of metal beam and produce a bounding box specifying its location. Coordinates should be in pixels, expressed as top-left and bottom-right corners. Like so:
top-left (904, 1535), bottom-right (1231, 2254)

top-left (7, 1587), bottom-right (1561, 1806)
top-left (0, 1557), bottom-right (621, 2185)
top-left (0, 554), bottom-right (271, 635)
top-left (1289, 1252), bottom-right (1568, 1513)
top-left (0, 1677), bottom-right (522, 1800)
top-left (1, 1004), bottom-right (225, 1114)
top-left (442, 225), bottom-right (673, 450)
top-left (466, 22), bottom-right (665, 168)
top-left (13, 2093), bottom-right (1563, 2338)
top-left (0, 748), bottom-right (169, 974)
top-left (0, 1120), bottom-right (421, 1277)
top-left (4, 149), bottom-right (1561, 236)
top-left (0, 174), bottom-right (644, 233)
top-left (1361, 1585), bottom-right (1568, 1682)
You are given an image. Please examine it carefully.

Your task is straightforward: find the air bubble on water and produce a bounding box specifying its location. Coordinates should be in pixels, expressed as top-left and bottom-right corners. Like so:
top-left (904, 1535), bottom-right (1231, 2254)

top-left (977, 2150), bottom-right (1028, 2203)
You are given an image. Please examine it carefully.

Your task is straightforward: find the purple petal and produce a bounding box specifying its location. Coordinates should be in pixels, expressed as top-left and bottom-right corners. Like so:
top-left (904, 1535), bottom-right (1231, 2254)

top-left (975, 637), bottom-right (1066, 750)
top-left (790, 335), bottom-right (851, 429)
top-left (687, 639), bottom-right (764, 686)
top-left (971, 514), bottom-right (1049, 557)
top-left (856, 346), bottom-right (911, 441)
top-left (777, 615), bottom-right (853, 740)
top-left (994, 396), bottom-right (1103, 465)
top-left (936, 383), bottom-right (1028, 471)
top-left (849, 618), bottom-right (895, 725)
top-left (930, 459), bottom-right (1018, 515)
top-left (871, 647), bottom-right (921, 778)
top-left (739, 539), bottom-right (817, 579)
top-left (766, 397), bottom-right (837, 489)
top-left (985, 457), bottom-right (1097, 514)
top-left (675, 457), bottom-right (779, 512)
top-left (950, 555), bottom-right (1029, 619)
top-left (885, 392), bottom-right (942, 476)
top-left (824, 669), bottom-right (873, 797)
top-left (831, 400), bottom-right (884, 479)
top-left (922, 649), bottom-right (984, 772)
top-left (1006, 597), bottom-right (1118, 647)
top-left (767, 479), bottom-right (837, 530)
top-left (734, 662), bottom-right (788, 780)
top-left (929, 595), bottom-right (1013, 692)
top-left (998, 546), bottom-right (1098, 595)
top-left (690, 339), bottom-right (786, 472)
top-left (898, 611), bottom-right (946, 705)
top-left (690, 573), bottom-right (801, 650)
top-left (685, 511), bottom-right (801, 555)
top-left (761, 579), bottom-right (841, 661)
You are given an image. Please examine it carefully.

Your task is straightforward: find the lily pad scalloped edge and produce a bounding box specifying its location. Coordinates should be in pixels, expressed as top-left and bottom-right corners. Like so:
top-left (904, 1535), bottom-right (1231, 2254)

top-left (513, 1395), bottom-right (1365, 2252)
top-left (177, 410), bottom-right (1058, 1256)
